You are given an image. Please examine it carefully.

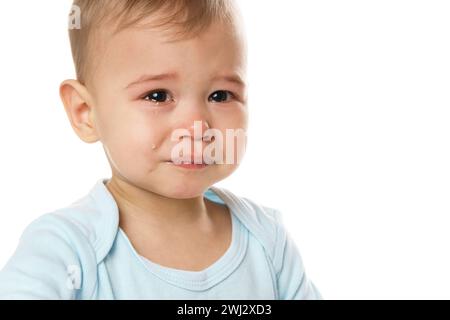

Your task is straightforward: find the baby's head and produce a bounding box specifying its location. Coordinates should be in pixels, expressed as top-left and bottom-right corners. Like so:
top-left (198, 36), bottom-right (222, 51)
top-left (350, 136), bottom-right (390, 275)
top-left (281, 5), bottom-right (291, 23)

top-left (60, 0), bottom-right (248, 199)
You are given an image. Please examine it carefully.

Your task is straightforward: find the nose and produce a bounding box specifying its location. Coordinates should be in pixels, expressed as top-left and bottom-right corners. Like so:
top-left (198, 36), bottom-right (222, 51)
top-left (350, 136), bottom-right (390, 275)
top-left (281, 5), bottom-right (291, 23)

top-left (170, 119), bottom-right (212, 164)
top-left (168, 100), bottom-right (215, 164)
top-left (173, 100), bottom-right (212, 141)
top-left (177, 119), bottom-right (212, 141)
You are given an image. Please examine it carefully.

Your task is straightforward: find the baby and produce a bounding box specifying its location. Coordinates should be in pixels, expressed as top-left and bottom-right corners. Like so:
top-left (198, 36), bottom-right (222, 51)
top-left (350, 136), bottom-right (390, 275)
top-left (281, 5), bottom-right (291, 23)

top-left (0, 0), bottom-right (321, 299)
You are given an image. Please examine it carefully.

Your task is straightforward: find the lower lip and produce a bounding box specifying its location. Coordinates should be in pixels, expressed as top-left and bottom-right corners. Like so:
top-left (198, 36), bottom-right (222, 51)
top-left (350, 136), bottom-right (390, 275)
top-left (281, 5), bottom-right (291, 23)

top-left (167, 162), bottom-right (210, 169)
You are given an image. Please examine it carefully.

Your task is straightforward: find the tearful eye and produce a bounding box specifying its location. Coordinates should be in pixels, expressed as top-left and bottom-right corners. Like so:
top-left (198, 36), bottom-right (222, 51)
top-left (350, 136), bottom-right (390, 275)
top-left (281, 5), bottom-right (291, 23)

top-left (143, 90), bottom-right (173, 104)
top-left (209, 90), bottom-right (235, 103)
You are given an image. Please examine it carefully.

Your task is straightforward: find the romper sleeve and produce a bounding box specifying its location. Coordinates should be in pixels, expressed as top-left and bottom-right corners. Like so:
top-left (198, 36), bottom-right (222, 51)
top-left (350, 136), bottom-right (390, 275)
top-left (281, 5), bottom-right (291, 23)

top-left (0, 213), bottom-right (96, 300)
top-left (271, 209), bottom-right (323, 300)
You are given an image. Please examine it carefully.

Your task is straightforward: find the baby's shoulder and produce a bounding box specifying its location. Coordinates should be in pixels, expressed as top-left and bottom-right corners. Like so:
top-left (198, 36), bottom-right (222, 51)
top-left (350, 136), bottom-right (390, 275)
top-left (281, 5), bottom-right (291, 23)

top-left (210, 186), bottom-right (288, 271)
top-left (22, 188), bottom-right (117, 264)
top-left (0, 193), bottom-right (105, 299)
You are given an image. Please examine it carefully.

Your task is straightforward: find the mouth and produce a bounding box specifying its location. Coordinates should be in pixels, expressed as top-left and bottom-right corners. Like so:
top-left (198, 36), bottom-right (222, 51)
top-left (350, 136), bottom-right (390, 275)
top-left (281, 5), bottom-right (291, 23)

top-left (165, 160), bottom-right (212, 170)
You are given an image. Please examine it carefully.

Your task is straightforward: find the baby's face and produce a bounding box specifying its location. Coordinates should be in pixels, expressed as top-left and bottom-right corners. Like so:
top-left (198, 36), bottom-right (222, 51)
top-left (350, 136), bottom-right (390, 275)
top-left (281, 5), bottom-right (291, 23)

top-left (89, 19), bottom-right (248, 198)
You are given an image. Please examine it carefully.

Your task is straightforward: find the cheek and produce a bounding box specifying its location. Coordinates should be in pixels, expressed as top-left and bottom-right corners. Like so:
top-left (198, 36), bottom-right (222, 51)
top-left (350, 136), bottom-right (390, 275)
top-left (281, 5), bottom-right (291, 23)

top-left (214, 105), bottom-right (248, 130)
top-left (99, 108), bottom-right (163, 171)
top-left (213, 107), bottom-right (248, 164)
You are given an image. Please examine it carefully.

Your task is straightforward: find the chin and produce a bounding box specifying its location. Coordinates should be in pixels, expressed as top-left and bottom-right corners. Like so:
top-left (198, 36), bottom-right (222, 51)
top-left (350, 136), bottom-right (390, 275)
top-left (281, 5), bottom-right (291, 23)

top-left (159, 181), bottom-right (211, 199)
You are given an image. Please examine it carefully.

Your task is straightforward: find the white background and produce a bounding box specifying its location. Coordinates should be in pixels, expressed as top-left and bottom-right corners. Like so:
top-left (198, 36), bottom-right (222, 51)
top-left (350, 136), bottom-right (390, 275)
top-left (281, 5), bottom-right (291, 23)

top-left (0, 0), bottom-right (449, 299)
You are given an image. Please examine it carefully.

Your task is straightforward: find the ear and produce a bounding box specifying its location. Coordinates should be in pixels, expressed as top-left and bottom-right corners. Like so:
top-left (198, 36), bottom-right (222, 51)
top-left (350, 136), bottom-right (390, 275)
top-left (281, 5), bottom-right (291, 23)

top-left (59, 79), bottom-right (100, 143)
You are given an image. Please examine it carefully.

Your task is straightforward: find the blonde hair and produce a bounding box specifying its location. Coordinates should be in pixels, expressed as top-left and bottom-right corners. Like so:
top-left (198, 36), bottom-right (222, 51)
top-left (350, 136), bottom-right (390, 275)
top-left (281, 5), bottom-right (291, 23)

top-left (68, 0), bottom-right (237, 84)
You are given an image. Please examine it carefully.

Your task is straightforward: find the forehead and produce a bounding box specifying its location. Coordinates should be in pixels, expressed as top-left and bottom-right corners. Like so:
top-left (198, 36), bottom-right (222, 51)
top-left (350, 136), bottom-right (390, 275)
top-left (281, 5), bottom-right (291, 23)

top-left (96, 20), bottom-right (246, 87)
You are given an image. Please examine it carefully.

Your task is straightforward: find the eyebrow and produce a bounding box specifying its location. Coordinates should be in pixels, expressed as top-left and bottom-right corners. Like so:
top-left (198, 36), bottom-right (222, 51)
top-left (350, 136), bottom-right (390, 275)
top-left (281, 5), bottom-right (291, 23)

top-left (125, 73), bottom-right (179, 89)
top-left (125, 72), bottom-right (246, 89)
top-left (212, 74), bottom-right (246, 88)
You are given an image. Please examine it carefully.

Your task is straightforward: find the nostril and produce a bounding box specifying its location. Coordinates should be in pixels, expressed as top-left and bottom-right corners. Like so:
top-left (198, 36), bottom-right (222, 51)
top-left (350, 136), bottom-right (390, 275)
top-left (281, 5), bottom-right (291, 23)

top-left (203, 133), bottom-right (216, 142)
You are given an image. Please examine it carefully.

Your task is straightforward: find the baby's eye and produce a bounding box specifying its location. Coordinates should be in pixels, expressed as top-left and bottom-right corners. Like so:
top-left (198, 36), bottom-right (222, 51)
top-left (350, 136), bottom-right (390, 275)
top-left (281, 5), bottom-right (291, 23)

top-left (208, 90), bottom-right (235, 103)
top-left (143, 90), bottom-right (174, 104)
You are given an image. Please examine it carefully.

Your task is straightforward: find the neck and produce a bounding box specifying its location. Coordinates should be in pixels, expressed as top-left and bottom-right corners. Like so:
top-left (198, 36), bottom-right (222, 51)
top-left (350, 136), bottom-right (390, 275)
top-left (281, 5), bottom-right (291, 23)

top-left (105, 175), bottom-right (210, 228)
